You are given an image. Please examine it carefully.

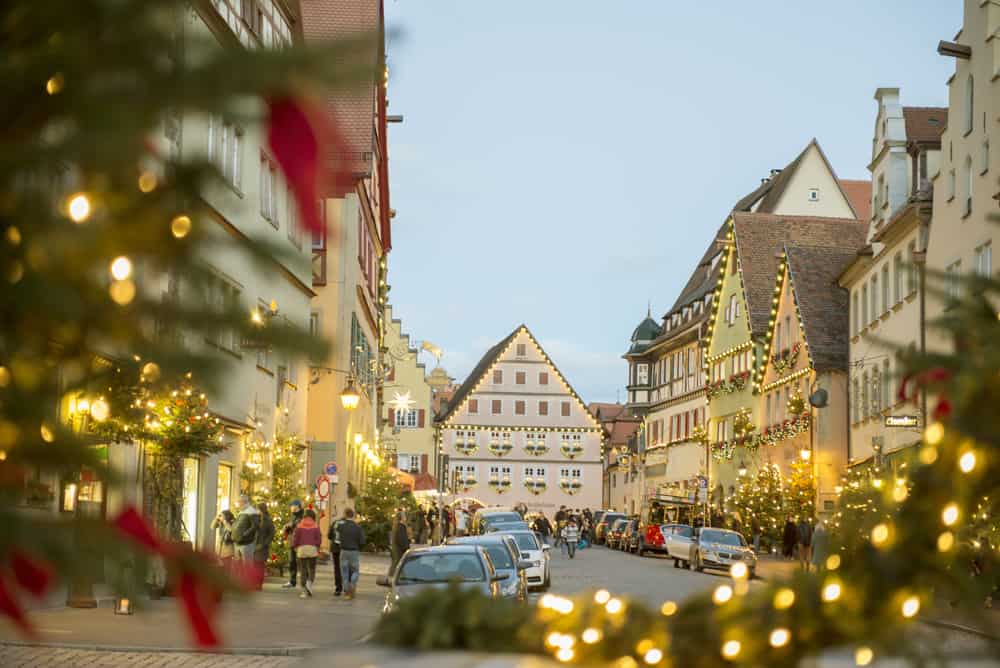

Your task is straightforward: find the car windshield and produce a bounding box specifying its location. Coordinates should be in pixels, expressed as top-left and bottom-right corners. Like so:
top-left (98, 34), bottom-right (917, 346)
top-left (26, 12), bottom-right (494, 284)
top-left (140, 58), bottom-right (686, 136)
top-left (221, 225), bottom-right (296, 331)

top-left (665, 525), bottom-right (693, 538)
top-left (483, 513), bottom-right (521, 526)
top-left (482, 545), bottom-right (514, 569)
top-left (611, 520), bottom-right (627, 531)
top-left (603, 514), bottom-right (625, 525)
top-left (397, 553), bottom-right (485, 583)
top-left (701, 530), bottom-right (745, 547)
top-left (508, 533), bottom-right (540, 551)
top-left (489, 522), bottom-right (529, 531)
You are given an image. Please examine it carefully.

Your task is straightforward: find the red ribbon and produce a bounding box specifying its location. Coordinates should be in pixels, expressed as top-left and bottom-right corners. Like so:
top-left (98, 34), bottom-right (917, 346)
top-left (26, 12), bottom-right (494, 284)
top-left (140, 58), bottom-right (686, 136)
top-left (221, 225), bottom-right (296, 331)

top-left (267, 97), bottom-right (353, 235)
top-left (0, 551), bottom-right (55, 637)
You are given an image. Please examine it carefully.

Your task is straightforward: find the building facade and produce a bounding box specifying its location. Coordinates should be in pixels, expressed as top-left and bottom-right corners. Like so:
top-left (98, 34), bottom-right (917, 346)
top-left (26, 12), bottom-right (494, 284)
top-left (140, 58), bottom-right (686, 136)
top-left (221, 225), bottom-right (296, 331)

top-left (437, 326), bottom-right (603, 512)
top-left (839, 90), bottom-right (945, 470)
top-left (591, 403), bottom-right (641, 512)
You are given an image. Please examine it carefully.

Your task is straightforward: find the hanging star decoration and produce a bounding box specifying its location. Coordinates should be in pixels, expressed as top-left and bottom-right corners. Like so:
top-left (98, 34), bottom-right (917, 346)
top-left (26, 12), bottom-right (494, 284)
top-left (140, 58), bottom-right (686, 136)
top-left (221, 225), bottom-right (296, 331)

top-left (390, 391), bottom-right (416, 413)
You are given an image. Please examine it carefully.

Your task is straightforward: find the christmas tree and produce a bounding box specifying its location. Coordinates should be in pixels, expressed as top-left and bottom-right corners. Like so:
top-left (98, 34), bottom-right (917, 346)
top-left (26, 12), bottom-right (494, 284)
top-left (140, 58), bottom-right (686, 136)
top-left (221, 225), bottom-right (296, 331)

top-left (356, 463), bottom-right (407, 551)
top-left (261, 432), bottom-right (307, 573)
top-left (783, 458), bottom-right (816, 522)
top-left (731, 464), bottom-right (784, 549)
top-left (0, 0), bottom-right (374, 643)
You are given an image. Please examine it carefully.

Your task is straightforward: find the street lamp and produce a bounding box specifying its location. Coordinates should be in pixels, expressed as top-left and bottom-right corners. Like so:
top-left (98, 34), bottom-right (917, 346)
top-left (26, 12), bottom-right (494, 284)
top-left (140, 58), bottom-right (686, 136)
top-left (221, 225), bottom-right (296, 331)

top-left (340, 377), bottom-right (360, 410)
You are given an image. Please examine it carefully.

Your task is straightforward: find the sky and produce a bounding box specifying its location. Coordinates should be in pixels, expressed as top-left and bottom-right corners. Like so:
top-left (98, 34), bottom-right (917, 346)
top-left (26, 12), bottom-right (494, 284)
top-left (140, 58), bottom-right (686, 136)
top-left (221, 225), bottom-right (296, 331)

top-left (381, 0), bottom-right (961, 404)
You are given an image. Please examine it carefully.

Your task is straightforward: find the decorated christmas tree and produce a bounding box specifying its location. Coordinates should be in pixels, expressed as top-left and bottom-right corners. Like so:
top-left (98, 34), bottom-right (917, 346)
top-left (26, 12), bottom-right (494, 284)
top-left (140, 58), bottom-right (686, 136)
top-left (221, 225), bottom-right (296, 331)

top-left (0, 0), bottom-right (374, 644)
top-left (783, 458), bottom-right (816, 522)
top-left (731, 464), bottom-right (784, 548)
top-left (262, 432), bottom-right (307, 573)
top-left (357, 463), bottom-right (408, 551)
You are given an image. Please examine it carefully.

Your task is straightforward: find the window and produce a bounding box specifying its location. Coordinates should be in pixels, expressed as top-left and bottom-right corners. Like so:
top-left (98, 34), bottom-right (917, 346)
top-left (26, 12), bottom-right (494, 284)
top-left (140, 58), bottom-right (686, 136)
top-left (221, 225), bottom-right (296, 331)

top-left (397, 454), bottom-right (421, 474)
top-left (861, 283), bottom-right (869, 328)
top-left (875, 174), bottom-right (885, 211)
top-left (394, 409), bottom-right (419, 428)
top-left (775, 322), bottom-right (782, 353)
top-left (206, 273), bottom-right (241, 353)
top-left (725, 294), bottom-right (740, 324)
top-left (784, 316), bottom-right (792, 347)
top-left (965, 74), bottom-right (975, 135)
top-left (852, 378), bottom-right (860, 423)
top-left (208, 116), bottom-right (243, 189)
top-left (515, 401), bottom-right (525, 416)
top-left (893, 254), bottom-right (903, 304)
top-left (350, 314), bottom-right (374, 391)
top-left (516, 343), bottom-right (527, 357)
top-left (312, 202), bottom-right (327, 251)
top-left (539, 372), bottom-right (549, 385)
top-left (259, 153), bottom-right (279, 226)
top-left (881, 265), bottom-right (889, 315)
top-left (882, 359), bottom-right (891, 411)
top-left (871, 274), bottom-right (879, 319)
top-left (491, 400), bottom-right (502, 415)
top-left (975, 241), bottom-right (992, 276)
top-left (561, 401), bottom-right (571, 417)
top-left (907, 241), bottom-right (918, 295)
top-left (287, 187), bottom-right (301, 248)
top-left (861, 371), bottom-right (869, 420)
top-left (963, 156), bottom-right (973, 217)
top-left (808, 187), bottom-right (820, 202)
top-left (493, 370), bottom-right (503, 384)
top-left (946, 260), bottom-right (962, 300)
top-left (515, 371), bottom-right (526, 385)
top-left (637, 364), bottom-right (649, 385)
top-left (871, 367), bottom-right (881, 415)
top-left (538, 401), bottom-right (548, 416)
top-left (276, 364), bottom-right (287, 406)
top-left (468, 399), bottom-right (478, 415)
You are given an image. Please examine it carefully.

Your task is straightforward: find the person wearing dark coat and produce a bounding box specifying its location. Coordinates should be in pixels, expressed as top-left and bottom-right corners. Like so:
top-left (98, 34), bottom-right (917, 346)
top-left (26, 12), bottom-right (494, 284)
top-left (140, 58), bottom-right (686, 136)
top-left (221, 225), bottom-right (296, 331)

top-left (414, 506), bottom-right (428, 544)
top-left (327, 515), bottom-right (343, 596)
top-left (533, 513), bottom-right (553, 545)
top-left (281, 500), bottom-right (305, 588)
top-left (253, 503), bottom-right (276, 590)
top-left (390, 511), bottom-right (411, 575)
top-left (782, 518), bottom-right (798, 559)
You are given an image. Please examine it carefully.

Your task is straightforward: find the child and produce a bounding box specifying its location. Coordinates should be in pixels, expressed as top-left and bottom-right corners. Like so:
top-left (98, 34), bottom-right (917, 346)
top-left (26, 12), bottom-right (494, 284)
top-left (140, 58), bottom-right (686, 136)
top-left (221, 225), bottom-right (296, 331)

top-left (291, 509), bottom-right (321, 598)
top-left (563, 520), bottom-right (580, 559)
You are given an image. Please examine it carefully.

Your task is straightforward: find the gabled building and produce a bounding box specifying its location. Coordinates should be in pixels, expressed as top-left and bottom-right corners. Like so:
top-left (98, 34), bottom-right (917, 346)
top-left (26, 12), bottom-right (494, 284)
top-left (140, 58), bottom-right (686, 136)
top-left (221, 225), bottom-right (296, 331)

top-left (839, 90), bottom-right (945, 472)
top-left (758, 242), bottom-right (864, 514)
top-left (590, 402), bottom-right (641, 512)
top-left (436, 326), bottom-right (603, 512)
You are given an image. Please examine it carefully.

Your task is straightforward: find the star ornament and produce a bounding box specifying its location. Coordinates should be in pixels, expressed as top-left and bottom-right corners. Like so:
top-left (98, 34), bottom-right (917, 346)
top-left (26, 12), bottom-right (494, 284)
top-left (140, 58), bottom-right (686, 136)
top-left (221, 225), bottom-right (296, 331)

top-left (390, 391), bottom-right (416, 412)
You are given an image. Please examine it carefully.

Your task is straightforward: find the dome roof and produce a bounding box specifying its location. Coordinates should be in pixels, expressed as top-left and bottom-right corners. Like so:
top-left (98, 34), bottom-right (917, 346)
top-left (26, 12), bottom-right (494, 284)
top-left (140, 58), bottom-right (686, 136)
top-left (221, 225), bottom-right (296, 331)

top-left (630, 316), bottom-right (660, 343)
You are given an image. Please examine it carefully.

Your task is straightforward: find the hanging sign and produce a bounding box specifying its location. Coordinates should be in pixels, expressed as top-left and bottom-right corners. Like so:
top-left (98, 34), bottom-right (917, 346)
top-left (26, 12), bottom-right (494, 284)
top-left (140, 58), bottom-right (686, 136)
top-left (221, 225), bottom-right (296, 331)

top-left (324, 461), bottom-right (339, 483)
top-left (315, 475), bottom-right (330, 500)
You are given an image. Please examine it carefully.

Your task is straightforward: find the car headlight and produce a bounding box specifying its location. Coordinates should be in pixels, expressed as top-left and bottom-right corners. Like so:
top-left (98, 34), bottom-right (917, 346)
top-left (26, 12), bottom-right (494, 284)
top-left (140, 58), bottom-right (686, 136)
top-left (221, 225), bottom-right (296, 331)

top-left (702, 550), bottom-right (717, 561)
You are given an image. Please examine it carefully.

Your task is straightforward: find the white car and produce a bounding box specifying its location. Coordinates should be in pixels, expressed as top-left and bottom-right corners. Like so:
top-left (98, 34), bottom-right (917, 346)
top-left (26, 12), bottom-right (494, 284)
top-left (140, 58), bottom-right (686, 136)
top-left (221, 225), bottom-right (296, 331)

top-left (663, 524), bottom-right (695, 568)
top-left (500, 529), bottom-right (550, 590)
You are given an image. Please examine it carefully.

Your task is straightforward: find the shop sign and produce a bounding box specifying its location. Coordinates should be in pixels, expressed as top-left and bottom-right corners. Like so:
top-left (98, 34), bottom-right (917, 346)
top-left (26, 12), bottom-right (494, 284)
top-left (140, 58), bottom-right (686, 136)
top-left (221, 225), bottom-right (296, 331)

top-left (885, 415), bottom-right (920, 428)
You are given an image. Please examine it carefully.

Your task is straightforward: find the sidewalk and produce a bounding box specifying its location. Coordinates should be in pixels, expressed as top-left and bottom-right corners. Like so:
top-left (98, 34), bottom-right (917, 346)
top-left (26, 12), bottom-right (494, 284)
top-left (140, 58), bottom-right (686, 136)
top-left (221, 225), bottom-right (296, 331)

top-left (0, 554), bottom-right (392, 655)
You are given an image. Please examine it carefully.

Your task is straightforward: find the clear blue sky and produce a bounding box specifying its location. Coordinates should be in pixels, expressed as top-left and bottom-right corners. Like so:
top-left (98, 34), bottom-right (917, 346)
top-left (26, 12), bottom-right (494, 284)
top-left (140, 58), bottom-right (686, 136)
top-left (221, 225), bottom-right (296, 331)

top-left (382, 0), bottom-right (960, 403)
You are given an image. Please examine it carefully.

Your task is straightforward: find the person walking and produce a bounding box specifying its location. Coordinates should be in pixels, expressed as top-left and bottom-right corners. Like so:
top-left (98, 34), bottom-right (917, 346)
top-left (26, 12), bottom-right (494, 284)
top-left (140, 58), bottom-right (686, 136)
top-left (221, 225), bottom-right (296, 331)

top-left (796, 516), bottom-right (813, 571)
top-left (338, 508), bottom-right (366, 600)
top-left (441, 505), bottom-right (452, 540)
top-left (254, 502), bottom-right (276, 590)
top-left (211, 509), bottom-right (236, 568)
top-left (290, 509), bottom-right (321, 598)
top-left (232, 495), bottom-right (260, 563)
top-left (455, 506), bottom-right (469, 537)
top-left (810, 519), bottom-right (828, 572)
top-left (327, 514), bottom-right (343, 596)
top-left (281, 500), bottom-right (305, 589)
top-left (427, 503), bottom-right (438, 544)
top-left (782, 517), bottom-right (797, 560)
top-left (563, 520), bottom-right (580, 559)
top-left (750, 516), bottom-right (762, 554)
top-left (533, 513), bottom-right (552, 546)
top-left (390, 510), bottom-right (410, 575)
top-left (414, 506), bottom-right (427, 544)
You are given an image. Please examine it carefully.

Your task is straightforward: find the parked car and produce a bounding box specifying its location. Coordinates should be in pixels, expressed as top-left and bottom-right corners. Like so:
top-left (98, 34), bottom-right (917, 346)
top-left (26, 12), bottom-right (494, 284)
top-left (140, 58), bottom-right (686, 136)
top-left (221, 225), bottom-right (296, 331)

top-left (596, 513), bottom-right (626, 545)
top-left (620, 519), bottom-right (641, 552)
top-left (474, 509), bottom-right (523, 535)
top-left (499, 529), bottom-right (551, 590)
top-left (486, 520), bottom-right (531, 534)
top-left (663, 524), bottom-right (696, 567)
top-left (632, 522), bottom-right (669, 557)
top-left (377, 545), bottom-right (505, 613)
top-left (605, 518), bottom-right (629, 550)
top-left (447, 534), bottom-right (530, 601)
top-left (688, 527), bottom-right (757, 578)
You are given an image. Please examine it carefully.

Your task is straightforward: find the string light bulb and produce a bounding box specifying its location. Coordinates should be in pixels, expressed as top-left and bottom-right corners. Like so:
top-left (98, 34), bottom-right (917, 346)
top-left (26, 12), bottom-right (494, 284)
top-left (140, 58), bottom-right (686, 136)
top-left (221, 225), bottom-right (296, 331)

top-left (855, 647), bottom-right (874, 666)
top-left (901, 595), bottom-right (920, 618)
top-left (959, 451), bottom-right (977, 473)
top-left (110, 256), bottom-right (132, 281)
top-left (937, 531), bottom-right (955, 552)
top-left (822, 581), bottom-right (842, 602)
top-left (171, 215), bottom-right (192, 239)
top-left (713, 585), bottom-right (733, 604)
top-left (721, 640), bottom-right (741, 659)
top-left (769, 628), bottom-right (790, 648)
top-left (67, 193), bottom-right (92, 223)
top-left (942, 503), bottom-right (960, 526)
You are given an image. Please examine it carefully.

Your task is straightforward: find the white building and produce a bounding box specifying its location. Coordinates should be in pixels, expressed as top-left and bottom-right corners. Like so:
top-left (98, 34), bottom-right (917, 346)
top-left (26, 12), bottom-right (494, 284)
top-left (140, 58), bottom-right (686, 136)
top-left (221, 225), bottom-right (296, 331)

top-left (436, 326), bottom-right (603, 513)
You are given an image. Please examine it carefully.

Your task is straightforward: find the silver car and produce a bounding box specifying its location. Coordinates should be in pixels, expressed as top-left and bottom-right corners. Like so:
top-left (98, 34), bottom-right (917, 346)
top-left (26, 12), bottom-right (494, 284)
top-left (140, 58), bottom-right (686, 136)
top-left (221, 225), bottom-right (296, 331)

top-left (689, 527), bottom-right (757, 578)
top-left (377, 545), bottom-right (504, 613)
top-left (447, 534), bottom-right (530, 601)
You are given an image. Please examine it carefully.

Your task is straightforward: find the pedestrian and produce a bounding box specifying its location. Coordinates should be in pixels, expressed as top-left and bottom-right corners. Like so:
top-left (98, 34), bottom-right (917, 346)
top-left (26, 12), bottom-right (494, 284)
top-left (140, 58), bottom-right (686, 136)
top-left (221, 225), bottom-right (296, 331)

top-left (281, 500), bottom-right (305, 589)
top-left (290, 509), bottom-right (321, 598)
top-left (751, 515), bottom-right (762, 554)
top-left (533, 513), bottom-right (552, 545)
top-left (254, 502), bottom-right (276, 590)
top-left (338, 507), bottom-right (366, 600)
top-left (232, 494), bottom-right (260, 563)
top-left (555, 505), bottom-right (567, 525)
top-left (563, 520), bottom-right (580, 559)
top-left (415, 505), bottom-right (427, 544)
top-left (390, 510), bottom-right (410, 575)
top-left (797, 516), bottom-right (813, 571)
top-left (782, 517), bottom-right (797, 560)
top-left (455, 506), bottom-right (469, 536)
top-left (442, 505), bottom-right (452, 540)
top-left (327, 513), bottom-right (344, 596)
top-left (810, 518), bottom-right (828, 572)
top-left (427, 503), bottom-right (438, 544)
top-left (211, 509), bottom-right (236, 568)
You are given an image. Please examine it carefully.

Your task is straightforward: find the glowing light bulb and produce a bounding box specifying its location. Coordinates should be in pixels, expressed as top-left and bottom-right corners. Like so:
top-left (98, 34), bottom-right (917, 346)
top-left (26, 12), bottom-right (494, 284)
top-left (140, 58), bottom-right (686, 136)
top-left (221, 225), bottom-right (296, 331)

top-left (822, 581), bottom-right (842, 602)
top-left (942, 503), bottom-right (960, 526)
top-left (769, 628), bottom-right (790, 648)
top-left (959, 451), bottom-right (977, 473)
top-left (901, 595), bottom-right (920, 618)
top-left (643, 648), bottom-right (663, 664)
top-left (774, 588), bottom-right (795, 610)
top-left (937, 531), bottom-right (955, 552)
top-left (67, 193), bottom-right (91, 223)
top-left (871, 523), bottom-right (889, 546)
top-left (826, 554), bottom-right (841, 570)
top-left (605, 597), bottom-right (623, 614)
top-left (110, 256), bottom-right (132, 281)
top-left (721, 640), bottom-right (741, 659)
top-left (581, 628), bottom-right (600, 644)
top-left (713, 585), bottom-right (733, 604)
top-left (924, 422), bottom-right (944, 445)
top-left (660, 600), bottom-right (678, 616)
top-left (171, 215), bottom-right (192, 238)
top-left (138, 171), bottom-right (158, 193)
top-left (855, 647), bottom-right (874, 666)
top-left (110, 279), bottom-right (136, 305)
top-left (730, 562), bottom-right (748, 579)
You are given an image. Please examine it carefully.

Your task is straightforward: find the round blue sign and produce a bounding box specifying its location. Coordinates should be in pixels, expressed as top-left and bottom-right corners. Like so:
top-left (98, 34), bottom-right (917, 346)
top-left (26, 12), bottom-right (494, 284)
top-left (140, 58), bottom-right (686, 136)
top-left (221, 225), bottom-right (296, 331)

top-left (324, 461), bottom-right (338, 476)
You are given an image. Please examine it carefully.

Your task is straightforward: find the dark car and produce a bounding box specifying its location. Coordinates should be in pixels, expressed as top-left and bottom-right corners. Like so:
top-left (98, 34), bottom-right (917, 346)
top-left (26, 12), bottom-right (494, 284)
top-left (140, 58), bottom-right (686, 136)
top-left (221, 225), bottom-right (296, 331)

top-left (447, 534), bottom-right (530, 601)
top-left (595, 513), bottom-right (626, 545)
top-left (605, 518), bottom-right (629, 550)
top-left (478, 512), bottom-right (523, 535)
top-left (377, 545), bottom-right (505, 613)
top-left (486, 521), bottom-right (531, 534)
top-left (620, 519), bottom-right (641, 552)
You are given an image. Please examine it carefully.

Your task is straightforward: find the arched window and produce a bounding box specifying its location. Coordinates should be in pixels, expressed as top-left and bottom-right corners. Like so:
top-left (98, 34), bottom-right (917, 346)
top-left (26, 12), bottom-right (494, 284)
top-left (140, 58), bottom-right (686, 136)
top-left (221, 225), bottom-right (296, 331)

top-left (965, 74), bottom-right (974, 135)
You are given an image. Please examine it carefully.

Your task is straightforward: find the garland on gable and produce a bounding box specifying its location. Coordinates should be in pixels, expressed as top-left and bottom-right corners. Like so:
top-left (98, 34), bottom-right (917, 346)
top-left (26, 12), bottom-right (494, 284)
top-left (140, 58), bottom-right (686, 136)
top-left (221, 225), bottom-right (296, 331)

top-left (771, 341), bottom-right (802, 375)
top-left (706, 371), bottom-right (752, 399)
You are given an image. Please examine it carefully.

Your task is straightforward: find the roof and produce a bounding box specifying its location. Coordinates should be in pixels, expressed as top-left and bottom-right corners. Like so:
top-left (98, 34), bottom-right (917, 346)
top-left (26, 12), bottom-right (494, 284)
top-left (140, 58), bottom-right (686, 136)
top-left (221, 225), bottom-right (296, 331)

top-left (608, 420), bottom-right (641, 446)
top-left (839, 180), bottom-right (872, 222)
top-left (628, 316), bottom-right (661, 353)
top-left (785, 244), bottom-right (865, 372)
top-left (589, 402), bottom-right (629, 421)
top-left (411, 472), bottom-right (438, 492)
top-left (732, 213), bottom-right (867, 338)
top-left (902, 107), bottom-right (948, 144)
top-left (299, 0), bottom-right (381, 179)
top-left (437, 326), bottom-right (520, 422)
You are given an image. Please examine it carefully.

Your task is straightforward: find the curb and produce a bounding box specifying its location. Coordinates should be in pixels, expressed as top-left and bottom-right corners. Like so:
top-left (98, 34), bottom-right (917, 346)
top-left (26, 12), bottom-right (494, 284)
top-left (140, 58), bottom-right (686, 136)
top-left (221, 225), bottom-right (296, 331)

top-left (0, 640), bottom-right (315, 656)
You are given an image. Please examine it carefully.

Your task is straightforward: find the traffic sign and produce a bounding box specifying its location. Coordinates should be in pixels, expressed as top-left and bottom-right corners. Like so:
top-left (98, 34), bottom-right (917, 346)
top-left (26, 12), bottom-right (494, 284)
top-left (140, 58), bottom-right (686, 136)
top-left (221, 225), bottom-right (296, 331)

top-left (315, 475), bottom-right (330, 500)
top-left (324, 461), bottom-right (338, 476)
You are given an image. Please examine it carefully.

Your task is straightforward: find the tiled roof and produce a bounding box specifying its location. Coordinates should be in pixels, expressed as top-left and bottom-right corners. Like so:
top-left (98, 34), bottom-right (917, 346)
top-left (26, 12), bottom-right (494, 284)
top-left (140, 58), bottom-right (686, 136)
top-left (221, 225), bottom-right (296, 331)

top-left (609, 420), bottom-right (641, 446)
top-left (733, 213), bottom-right (867, 338)
top-left (436, 326), bottom-right (521, 423)
top-left (839, 179), bottom-right (872, 222)
top-left (902, 107), bottom-right (948, 144)
top-left (299, 0), bottom-right (380, 179)
top-left (785, 244), bottom-right (865, 372)
top-left (589, 402), bottom-right (629, 421)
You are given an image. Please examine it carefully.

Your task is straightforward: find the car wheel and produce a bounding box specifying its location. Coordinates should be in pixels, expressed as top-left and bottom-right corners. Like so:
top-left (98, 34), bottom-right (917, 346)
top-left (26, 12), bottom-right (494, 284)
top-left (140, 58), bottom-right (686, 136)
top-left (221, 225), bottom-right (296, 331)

top-left (673, 558), bottom-right (679, 568)
top-left (749, 568), bottom-right (756, 580)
